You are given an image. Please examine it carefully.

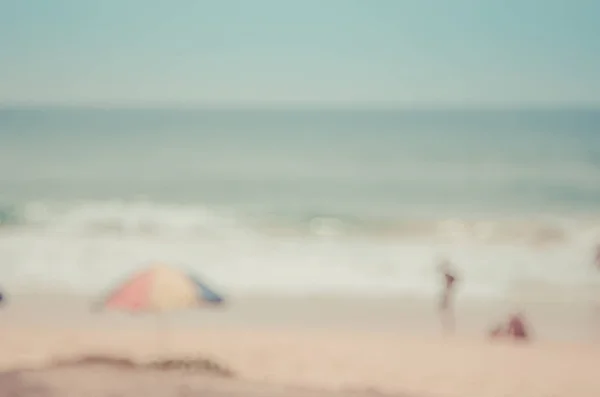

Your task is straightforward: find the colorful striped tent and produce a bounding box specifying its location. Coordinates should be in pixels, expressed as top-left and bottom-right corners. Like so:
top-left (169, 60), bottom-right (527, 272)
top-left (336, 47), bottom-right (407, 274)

top-left (94, 263), bottom-right (225, 355)
top-left (93, 263), bottom-right (226, 358)
top-left (96, 263), bottom-right (224, 312)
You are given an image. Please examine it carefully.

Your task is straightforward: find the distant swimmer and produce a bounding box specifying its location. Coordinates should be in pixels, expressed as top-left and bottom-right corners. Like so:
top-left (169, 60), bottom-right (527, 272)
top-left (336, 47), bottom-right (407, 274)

top-left (437, 258), bottom-right (458, 333)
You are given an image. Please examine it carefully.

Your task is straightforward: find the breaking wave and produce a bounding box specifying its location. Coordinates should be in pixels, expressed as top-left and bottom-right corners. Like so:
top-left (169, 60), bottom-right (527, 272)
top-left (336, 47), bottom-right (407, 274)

top-left (0, 200), bottom-right (599, 301)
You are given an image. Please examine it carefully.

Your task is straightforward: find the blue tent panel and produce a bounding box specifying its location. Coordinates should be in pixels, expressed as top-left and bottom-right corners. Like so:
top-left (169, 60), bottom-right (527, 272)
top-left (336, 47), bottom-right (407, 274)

top-left (188, 274), bottom-right (224, 304)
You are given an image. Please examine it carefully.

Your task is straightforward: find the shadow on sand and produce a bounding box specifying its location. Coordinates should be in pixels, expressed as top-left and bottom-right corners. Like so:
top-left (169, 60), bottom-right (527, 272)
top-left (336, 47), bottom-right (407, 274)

top-left (0, 354), bottom-right (234, 397)
top-left (49, 354), bottom-right (235, 377)
top-left (0, 355), bottom-right (420, 397)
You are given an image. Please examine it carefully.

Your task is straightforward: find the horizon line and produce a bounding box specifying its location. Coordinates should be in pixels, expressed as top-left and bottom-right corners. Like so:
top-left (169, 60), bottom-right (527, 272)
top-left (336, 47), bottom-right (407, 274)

top-left (1, 101), bottom-right (599, 111)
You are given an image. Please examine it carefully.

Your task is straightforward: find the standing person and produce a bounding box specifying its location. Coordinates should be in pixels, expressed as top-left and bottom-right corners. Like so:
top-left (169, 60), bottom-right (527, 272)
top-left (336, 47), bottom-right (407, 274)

top-left (438, 258), bottom-right (458, 334)
top-left (592, 244), bottom-right (600, 334)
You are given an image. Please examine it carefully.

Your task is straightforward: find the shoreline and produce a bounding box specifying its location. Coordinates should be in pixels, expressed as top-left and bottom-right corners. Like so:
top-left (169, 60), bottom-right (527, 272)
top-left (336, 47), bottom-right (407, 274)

top-left (4, 291), bottom-right (600, 340)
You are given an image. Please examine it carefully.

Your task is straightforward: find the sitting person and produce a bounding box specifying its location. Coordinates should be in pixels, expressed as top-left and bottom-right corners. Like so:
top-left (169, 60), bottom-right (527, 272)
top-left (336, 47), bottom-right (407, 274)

top-left (488, 312), bottom-right (530, 341)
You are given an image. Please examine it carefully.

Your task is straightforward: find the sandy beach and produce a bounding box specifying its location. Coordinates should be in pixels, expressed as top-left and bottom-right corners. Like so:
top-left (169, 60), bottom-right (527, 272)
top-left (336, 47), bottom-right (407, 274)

top-left (2, 0), bottom-right (600, 393)
top-left (1, 293), bottom-right (600, 397)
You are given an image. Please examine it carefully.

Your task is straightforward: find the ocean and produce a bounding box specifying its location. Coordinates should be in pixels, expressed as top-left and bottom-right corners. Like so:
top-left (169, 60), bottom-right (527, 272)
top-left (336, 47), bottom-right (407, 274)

top-left (1, 107), bottom-right (600, 300)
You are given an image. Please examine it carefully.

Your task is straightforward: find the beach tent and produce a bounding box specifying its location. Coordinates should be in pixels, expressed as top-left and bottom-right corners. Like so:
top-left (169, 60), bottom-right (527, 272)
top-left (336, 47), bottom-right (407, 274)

top-left (93, 263), bottom-right (225, 354)
top-left (96, 263), bottom-right (224, 312)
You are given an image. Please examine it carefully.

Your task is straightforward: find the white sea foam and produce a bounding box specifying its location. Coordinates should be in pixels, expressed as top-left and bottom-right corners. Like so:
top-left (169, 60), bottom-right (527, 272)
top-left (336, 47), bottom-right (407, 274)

top-left (1, 200), bottom-right (599, 301)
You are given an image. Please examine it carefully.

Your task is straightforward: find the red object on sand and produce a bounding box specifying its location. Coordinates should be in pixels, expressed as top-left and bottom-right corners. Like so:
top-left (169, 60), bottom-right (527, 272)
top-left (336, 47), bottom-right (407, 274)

top-left (507, 314), bottom-right (528, 340)
top-left (488, 313), bottom-right (530, 342)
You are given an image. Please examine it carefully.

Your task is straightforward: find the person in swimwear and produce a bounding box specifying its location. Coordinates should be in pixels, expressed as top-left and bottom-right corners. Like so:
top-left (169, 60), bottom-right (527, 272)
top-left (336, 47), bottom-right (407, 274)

top-left (438, 258), bottom-right (458, 333)
top-left (489, 312), bottom-right (530, 342)
top-left (507, 312), bottom-right (529, 340)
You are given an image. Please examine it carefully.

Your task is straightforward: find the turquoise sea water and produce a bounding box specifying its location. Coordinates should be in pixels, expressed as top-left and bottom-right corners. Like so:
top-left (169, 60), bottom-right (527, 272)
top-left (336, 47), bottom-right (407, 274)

top-left (1, 107), bottom-right (599, 298)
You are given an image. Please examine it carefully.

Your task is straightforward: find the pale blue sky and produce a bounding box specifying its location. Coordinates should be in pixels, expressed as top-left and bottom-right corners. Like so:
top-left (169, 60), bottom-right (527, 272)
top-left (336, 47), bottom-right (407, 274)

top-left (0, 0), bottom-right (599, 106)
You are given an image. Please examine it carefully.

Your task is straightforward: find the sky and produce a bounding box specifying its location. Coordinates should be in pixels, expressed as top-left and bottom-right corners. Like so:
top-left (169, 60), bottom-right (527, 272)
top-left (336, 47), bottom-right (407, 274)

top-left (0, 0), bottom-right (599, 106)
